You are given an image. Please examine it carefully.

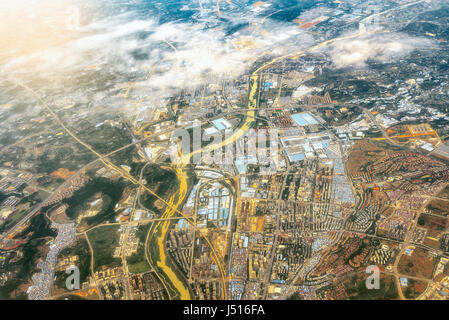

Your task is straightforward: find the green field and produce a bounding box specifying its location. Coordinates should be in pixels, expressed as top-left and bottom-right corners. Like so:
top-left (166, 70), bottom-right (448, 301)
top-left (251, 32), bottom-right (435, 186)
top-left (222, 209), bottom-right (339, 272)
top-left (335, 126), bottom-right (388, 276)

top-left (127, 223), bottom-right (151, 274)
top-left (87, 225), bottom-right (121, 271)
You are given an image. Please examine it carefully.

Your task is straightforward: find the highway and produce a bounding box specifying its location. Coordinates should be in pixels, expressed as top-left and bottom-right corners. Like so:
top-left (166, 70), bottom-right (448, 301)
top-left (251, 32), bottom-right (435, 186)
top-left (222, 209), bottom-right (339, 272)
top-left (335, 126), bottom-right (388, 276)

top-left (359, 106), bottom-right (404, 148)
top-left (359, 0), bottom-right (426, 27)
top-left (0, 160), bottom-right (92, 243)
top-left (3, 0), bottom-right (434, 299)
top-left (7, 78), bottom-right (230, 299)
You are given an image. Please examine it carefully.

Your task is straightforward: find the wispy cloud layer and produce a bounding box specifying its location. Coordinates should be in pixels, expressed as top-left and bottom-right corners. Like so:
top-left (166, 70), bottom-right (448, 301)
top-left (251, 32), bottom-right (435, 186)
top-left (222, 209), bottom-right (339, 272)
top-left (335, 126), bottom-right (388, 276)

top-left (2, 3), bottom-right (314, 100)
top-left (322, 32), bottom-right (435, 69)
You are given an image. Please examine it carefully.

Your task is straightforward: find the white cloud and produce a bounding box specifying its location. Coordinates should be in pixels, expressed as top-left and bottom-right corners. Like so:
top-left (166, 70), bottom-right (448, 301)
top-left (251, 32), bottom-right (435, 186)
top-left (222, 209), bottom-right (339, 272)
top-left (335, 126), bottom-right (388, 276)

top-left (0, 3), bottom-right (316, 113)
top-left (322, 32), bottom-right (436, 69)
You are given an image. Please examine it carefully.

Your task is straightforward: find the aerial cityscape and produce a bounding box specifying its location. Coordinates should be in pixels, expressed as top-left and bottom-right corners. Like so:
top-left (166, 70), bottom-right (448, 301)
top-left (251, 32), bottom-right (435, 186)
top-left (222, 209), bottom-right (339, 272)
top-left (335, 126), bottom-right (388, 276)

top-left (1, 0), bottom-right (449, 302)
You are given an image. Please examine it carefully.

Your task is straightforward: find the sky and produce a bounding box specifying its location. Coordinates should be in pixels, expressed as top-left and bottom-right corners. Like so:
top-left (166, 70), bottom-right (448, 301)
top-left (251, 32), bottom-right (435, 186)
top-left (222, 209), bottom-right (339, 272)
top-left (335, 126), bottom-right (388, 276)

top-left (0, 0), bottom-right (437, 117)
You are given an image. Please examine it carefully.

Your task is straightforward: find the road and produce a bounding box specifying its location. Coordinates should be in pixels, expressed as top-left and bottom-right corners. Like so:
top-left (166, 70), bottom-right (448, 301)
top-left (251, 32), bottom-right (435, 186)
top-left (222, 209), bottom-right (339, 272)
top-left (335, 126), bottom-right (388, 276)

top-left (360, 107), bottom-right (404, 148)
top-left (390, 183), bottom-right (448, 300)
top-left (359, 0), bottom-right (426, 28)
top-left (262, 150), bottom-right (290, 298)
top-left (5, 0), bottom-right (433, 299)
top-left (0, 161), bottom-right (93, 243)
top-left (8, 77), bottom-right (230, 299)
